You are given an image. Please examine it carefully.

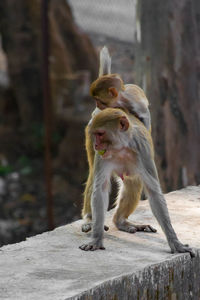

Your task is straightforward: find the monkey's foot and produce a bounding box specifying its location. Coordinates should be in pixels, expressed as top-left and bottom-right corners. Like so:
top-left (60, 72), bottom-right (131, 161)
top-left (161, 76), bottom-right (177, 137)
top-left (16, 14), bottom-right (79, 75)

top-left (81, 222), bottom-right (92, 233)
top-left (81, 222), bottom-right (109, 233)
top-left (169, 240), bottom-right (195, 258)
top-left (115, 220), bottom-right (157, 234)
top-left (79, 240), bottom-right (105, 251)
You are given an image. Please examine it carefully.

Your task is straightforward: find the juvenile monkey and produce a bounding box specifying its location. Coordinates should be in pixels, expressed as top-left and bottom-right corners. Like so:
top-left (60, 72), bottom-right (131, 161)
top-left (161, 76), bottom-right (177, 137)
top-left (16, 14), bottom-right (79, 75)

top-left (90, 46), bottom-right (151, 130)
top-left (80, 108), bottom-right (194, 257)
top-left (82, 47), bottom-right (150, 232)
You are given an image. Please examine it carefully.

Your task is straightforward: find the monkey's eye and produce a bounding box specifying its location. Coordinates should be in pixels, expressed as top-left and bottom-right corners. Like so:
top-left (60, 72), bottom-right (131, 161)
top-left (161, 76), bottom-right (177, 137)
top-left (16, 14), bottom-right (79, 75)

top-left (97, 132), bottom-right (104, 136)
top-left (96, 99), bottom-right (107, 106)
top-left (95, 99), bottom-right (107, 110)
top-left (94, 130), bottom-right (105, 137)
top-left (99, 100), bottom-right (107, 106)
top-left (94, 97), bottom-right (106, 106)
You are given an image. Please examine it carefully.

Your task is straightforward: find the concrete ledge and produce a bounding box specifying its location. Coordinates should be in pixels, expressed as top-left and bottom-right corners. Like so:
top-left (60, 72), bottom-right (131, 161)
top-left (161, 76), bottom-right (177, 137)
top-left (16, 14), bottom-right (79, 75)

top-left (0, 186), bottom-right (200, 300)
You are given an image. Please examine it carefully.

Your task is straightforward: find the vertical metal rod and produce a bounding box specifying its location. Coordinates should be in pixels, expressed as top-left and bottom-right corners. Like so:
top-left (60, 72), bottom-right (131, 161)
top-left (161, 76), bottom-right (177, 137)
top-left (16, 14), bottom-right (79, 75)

top-left (41, 0), bottom-right (54, 230)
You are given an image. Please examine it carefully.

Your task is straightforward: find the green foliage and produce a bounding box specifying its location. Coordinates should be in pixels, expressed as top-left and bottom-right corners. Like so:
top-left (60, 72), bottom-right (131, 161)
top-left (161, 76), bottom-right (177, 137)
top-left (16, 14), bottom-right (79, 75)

top-left (18, 155), bottom-right (31, 166)
top-left (0, 155), bottom-right (34, 177)
top-left (0, 155), bottom-right (33, 176)
top-left (0, 123), bottom-right (64, 177)
top-left (17, 155), bottom-right (33, 175)
top-left (0, 165), bottom-right (13, 176)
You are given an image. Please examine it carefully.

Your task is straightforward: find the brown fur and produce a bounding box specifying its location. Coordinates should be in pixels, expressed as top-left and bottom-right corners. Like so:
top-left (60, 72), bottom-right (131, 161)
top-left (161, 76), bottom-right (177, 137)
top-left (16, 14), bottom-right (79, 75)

top-left (113, 176), bottom-right (143, 225)
top-left (90, 74), bottom-right (124, 99)
top-left (80, 108), bottom-right (194, 256)
top-left (82, 108), bottom-right (152, 221)
top-left (83, 68), bottom-right (150, 221)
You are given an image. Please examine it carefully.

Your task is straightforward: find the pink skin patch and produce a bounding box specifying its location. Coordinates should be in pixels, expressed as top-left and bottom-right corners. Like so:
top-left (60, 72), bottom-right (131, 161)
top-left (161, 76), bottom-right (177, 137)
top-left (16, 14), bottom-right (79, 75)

top-left (118, 172), bottom-right (129, 181)
top-left (120, 174), bottom-right (124, 181)
top-left (94, 130), bottom-right (106, 151)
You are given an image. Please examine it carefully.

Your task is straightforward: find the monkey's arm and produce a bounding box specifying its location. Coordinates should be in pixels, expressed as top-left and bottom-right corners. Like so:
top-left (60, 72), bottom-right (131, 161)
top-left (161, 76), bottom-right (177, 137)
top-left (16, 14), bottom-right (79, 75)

top-left (88, 107), bottom-right (101, 126)
top-left (80, 155), bottom-right (111, 251)
top-left (130, 132), bottom-right (195, 257)
top-left (120, 91), bottom-right (151, 130)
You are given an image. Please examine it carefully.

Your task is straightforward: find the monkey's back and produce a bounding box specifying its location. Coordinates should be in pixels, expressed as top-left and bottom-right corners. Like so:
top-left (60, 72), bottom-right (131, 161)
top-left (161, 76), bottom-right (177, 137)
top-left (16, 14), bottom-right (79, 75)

top-left (124, 84), bottom-right (149, 107)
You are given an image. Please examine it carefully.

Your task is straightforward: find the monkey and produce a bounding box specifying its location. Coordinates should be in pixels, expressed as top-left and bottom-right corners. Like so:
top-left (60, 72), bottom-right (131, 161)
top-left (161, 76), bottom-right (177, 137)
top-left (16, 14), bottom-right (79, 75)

top-left (79, 108), bottom-right (195, 257)
top-left (82, 46), bottom-right (151, 232)
top-left (90, 46), bottom-right (151, 130)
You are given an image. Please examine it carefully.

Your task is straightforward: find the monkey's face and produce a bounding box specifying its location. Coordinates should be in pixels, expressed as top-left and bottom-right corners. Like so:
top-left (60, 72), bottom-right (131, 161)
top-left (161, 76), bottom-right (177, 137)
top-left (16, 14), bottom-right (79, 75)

top-left (94, 97), bottom-right (108, 110)
top-left (91, 111), bottom-right (130, 159)
top-left (93, 129), bottom-right (111, 157)
top-left (94, 88), bottom-right (119, 110)
top-left (90, 74), bottom-right (124, 110)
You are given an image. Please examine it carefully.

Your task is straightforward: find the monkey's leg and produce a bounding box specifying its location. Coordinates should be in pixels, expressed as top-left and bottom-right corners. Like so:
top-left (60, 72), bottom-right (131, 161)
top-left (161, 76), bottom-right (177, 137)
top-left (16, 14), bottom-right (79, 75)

top-left (113, 176), bottom-right (157, 233)
top-left (82, 126), bottom-right (107, 233)
top-left (82, 172), bottom-right (93, 233)
top-left (80, 157), bottom-right (110, 251)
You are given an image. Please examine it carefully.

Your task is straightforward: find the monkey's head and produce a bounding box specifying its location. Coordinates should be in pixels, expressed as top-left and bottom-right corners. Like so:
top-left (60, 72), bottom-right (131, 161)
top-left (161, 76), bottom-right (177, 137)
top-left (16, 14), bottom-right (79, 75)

top-left (90, 74), bottom-right (125, 110)
top-left (89, 108), bottom-right (130, 158)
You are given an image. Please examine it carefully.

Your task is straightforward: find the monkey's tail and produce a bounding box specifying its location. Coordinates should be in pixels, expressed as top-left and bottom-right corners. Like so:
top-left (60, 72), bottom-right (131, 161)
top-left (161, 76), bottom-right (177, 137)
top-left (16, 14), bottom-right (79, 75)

top-left (99, 46), bottom-right (111, 77)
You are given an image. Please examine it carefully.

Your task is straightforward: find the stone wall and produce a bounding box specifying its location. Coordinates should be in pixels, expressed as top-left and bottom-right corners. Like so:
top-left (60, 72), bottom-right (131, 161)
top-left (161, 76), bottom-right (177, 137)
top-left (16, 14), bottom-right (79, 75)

top-left (0, 186), bottom-right (199, 299)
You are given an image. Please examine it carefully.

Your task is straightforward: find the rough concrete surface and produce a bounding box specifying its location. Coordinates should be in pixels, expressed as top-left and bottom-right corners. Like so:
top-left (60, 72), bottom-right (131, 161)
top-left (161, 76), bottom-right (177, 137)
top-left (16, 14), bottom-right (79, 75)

top-left (0, 186), bottom-right (200, 300)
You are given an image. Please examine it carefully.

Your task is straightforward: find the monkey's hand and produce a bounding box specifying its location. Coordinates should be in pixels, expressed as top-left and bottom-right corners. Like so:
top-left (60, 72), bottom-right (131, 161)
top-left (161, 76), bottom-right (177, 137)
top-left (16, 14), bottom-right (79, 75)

top-left (169, 239), bottom-right (195, 258)
top-left (79, 239), bottom-right (105, 251)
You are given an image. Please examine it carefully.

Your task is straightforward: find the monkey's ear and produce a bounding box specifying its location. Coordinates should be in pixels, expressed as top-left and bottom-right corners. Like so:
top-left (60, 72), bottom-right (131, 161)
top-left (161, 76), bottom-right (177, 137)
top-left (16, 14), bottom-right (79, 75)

top-left (108, 87), bottom-right (118, 98)
top-left (119, 116), bottom-right (129, 131)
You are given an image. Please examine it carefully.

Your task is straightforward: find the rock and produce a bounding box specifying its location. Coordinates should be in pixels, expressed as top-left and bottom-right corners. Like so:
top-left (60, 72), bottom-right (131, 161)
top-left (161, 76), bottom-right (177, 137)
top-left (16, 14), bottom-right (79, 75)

top-left (0, 186), bottom-right (199, 299)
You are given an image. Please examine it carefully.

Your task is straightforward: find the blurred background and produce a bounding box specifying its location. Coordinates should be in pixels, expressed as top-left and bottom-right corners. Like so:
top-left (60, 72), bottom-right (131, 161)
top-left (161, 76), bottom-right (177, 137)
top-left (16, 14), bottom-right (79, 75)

top-left (0, 0), bottom-right (199, 246)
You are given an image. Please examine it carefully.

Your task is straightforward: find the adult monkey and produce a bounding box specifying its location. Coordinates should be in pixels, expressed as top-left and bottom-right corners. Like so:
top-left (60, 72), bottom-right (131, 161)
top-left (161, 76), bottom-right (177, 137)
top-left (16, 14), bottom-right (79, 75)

top-left (82, 46), bottom-right (151, 233)
top-left (79, 108), bottom-right (194, 257)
